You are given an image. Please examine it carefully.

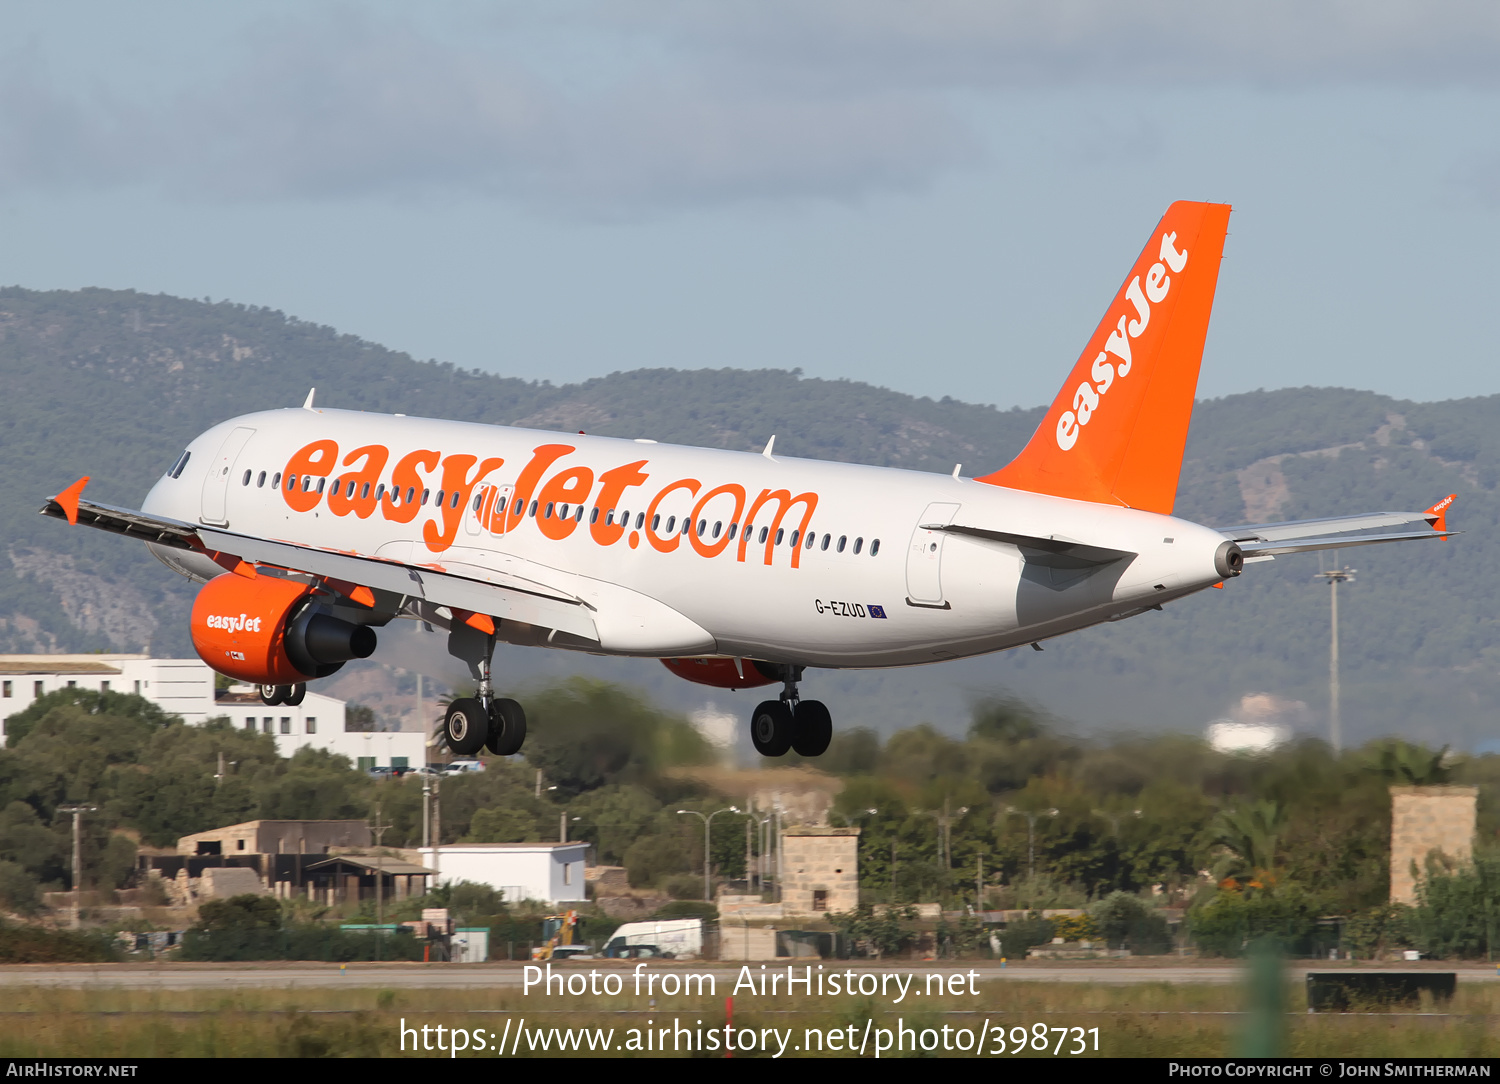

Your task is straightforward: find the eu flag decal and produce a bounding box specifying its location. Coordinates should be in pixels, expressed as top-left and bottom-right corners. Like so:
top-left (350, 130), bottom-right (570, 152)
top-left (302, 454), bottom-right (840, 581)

top-left (868, 605), bottom-right (887, 619)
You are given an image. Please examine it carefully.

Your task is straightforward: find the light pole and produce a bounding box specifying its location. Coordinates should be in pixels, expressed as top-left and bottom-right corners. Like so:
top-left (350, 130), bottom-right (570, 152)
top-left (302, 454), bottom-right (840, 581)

top-left (1315, 563), bottom-right (1355, 754)
top-left (59, 805), bottom-right (97, 929)
top-left (920, 800), bottom-right (969, 870)
top-left (371, 808), bottom-right (389, 960)
top-left (1093, 809), bottom-right (1142, 837)
top-left (1005, 807), bottom-right (1058, 880)
top-left (677, 807), bottom-right (740, 902)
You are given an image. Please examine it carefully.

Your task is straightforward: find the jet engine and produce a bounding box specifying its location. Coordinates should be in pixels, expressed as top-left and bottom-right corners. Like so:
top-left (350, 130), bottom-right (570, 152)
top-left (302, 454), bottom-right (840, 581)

top-left (660, 657), bottom-right (778, 690)
top-left (190, 573), bottom-right (376, 685)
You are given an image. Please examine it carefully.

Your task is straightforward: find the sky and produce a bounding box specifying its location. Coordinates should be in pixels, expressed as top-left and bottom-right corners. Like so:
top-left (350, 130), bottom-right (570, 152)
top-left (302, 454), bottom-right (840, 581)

top-left (2, 2), bottom-right (1500, 412)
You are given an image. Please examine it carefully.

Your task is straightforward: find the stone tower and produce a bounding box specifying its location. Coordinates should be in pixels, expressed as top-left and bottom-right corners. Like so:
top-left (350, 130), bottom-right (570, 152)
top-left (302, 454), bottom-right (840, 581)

top-left (1389, 785), bottom-right (1477, 905)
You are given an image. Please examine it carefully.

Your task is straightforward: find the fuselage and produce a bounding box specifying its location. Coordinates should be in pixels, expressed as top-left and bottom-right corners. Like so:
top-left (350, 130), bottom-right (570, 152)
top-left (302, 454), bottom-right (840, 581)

top-left (143, 407), bottom-right (1231, 669)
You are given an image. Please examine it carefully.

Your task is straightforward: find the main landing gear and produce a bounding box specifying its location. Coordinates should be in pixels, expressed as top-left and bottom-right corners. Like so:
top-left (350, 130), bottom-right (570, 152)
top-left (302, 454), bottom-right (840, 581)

top-left (442, 631), bottom-right (527, 757)
top-left (750, 666), bottom-right (832, 759)
top-left (258, 683), bottom-right (306, 707)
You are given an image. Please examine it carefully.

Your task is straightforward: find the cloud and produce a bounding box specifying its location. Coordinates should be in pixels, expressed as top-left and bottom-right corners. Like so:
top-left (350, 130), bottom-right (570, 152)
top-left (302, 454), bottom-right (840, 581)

top-left (0, 4), bottom-right (1496, 214)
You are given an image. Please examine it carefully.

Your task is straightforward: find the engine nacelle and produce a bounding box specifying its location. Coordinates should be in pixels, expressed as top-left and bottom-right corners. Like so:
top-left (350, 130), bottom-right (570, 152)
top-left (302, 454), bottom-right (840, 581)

top-left (190, 573), bottom-right (376, 685)
top-left (660, 656), bottom-right (777, 690)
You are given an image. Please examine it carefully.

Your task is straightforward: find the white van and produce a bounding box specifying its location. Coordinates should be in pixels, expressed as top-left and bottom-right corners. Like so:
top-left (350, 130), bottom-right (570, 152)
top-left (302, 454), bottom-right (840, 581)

top-left (601, 918), bottom-right (703, 960)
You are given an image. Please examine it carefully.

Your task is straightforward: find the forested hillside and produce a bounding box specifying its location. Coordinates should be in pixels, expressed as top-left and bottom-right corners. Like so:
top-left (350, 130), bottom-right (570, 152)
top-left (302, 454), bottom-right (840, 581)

top-left (2, 286), bottom-right (1497, 746)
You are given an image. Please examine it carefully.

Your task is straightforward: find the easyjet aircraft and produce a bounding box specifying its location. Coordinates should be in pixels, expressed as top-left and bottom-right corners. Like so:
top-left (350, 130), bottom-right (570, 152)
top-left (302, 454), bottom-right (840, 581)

top-left (42, 201), bottom-right (1455, 759)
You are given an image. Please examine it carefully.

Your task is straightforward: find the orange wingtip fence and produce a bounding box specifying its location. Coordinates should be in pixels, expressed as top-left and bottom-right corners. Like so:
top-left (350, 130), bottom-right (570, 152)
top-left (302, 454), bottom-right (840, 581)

top-left (1425, 494), bottom-right (1457, 537)
top-left (54, 476), bottom-right (91, 526)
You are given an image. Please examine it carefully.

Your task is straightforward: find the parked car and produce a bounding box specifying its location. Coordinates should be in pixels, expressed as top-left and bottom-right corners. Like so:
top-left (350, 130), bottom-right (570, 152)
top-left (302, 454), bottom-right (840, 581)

top-left (443, 760), bottom-right (485, 774)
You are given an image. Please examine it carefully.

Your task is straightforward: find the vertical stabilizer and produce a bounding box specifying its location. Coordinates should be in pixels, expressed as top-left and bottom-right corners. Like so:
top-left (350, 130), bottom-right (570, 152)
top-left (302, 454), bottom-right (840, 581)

top-left (979, 201), bottom-right (1231, 514)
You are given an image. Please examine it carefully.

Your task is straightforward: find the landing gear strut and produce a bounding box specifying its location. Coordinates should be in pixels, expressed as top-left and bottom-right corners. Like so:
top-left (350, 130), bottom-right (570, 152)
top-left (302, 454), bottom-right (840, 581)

top-left (442, 628), bottom-right (527, 757)
top-left (749, 665), bottom-right (832, 758)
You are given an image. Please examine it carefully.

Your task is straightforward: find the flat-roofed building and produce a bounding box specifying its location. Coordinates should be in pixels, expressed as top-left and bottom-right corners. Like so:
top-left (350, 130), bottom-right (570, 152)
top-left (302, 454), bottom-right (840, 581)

top-left (177, 819), bottom-right (372, 857)
top-left (418, 843), bottom-right (588, 906)
top-left (0, 654), bottom-right (216, 729)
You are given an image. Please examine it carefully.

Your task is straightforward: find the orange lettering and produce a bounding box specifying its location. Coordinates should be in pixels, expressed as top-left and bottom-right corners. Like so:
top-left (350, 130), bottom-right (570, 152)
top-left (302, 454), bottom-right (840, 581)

top-left (327, 444), bottom-right (390, 520)
top-left (590, 461), bottom-right (651, 546)
top-left (423, 454), bottom-right (504, 553)
top-left (738, 489), bottom-right (818, 568)
top-left (644, 479), bottom-right (701, 553)
top-left (384, 449), bottom-right (440, 524)
top-left (689, 484), bottom-right (746, 559)
top-left (536, 466), bottom-right (595, 541)
top-left (503, 445), bottom-right (576, 533)
top-left (281, 439), bottom-right (338, 513)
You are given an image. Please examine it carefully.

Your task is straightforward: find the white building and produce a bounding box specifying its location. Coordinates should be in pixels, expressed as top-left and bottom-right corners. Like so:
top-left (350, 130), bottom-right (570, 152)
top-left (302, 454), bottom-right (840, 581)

top-left (219, 686), bottom-right (426, 770)
top-left (0, 657), bottom-right (423, 771)
top-left (418, 843), bottom-right (588, 906)
top-left (0, 654), bottom-right (216, 728)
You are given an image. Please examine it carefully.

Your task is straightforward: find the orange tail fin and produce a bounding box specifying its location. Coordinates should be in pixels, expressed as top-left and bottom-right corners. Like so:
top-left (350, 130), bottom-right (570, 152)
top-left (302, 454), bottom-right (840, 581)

top-left (979, 201), bottom-right (1232, 514)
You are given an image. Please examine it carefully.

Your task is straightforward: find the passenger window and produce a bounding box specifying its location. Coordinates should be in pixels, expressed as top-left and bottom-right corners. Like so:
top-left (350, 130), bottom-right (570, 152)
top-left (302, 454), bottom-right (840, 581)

top-left (422, 488), bottom-right (431, 505)
top-left (377, 484), bottom-right (387, 502)
top-left (241, 470), bottom-right (251, 486)
top-left (450, 491), bottom-right (460, 509)
top-left (473, 492), bottom-right (483, 511)
top-left (591, 508), bottom-right (600, 524)
top-left (576, 505), bottom-right (585, 522)
top-left (821, 534), bottom-right (830, 551)
top-left (652, 514), bottom-right (660, 531)
top-left (559, 503), bottom-right (569, 518)
top-left (408, 487), bottom-right (417, 505)
top-left (871, 539), bottom-right (881, 556)
top-left (545, 502), bottom-right (554, 519)
top-left (635, 512), bottom-right (644, 530)
top-left (697, 519), bottom-right (706, 537)
top-left (317, 477), bottom-right (326, 494)
top-left (759, 526), bottom-right (768, 544)
top-left (271, 472), bottom-right (281, 489)
top-left (805, 532), bottom-right (815, 549)
top-left (344, 480), bottom-right (354, 498)
top-left (435, 490), bottom-right (445, 507)
top-left (728, 523), bottom-right (737, 540)
top-left (853, 537), bottom-right (863, 554)
top-left (775, 528), bottom-right (784, 545)
top-left (837, 535), bottom-right (847, 552)
top-left (529, 500), bottom-right (538, 517)
top-left (606, 509), bottom-right (615, 525)
top-left (789, 530), bottom-right (799, 547)
top-left (666, 516), bottom-right (676, 533)
top-left (257, 471), bottom-right (266, 488)
top-left (360, 482), bottom-right (370, 500)
top-left (713, 521), bottom-right (721, 538)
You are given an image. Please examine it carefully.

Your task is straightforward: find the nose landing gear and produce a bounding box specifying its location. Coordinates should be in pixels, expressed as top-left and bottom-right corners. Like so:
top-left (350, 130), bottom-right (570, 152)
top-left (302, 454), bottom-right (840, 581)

top-left (749, 666), bottom-right (832, 758)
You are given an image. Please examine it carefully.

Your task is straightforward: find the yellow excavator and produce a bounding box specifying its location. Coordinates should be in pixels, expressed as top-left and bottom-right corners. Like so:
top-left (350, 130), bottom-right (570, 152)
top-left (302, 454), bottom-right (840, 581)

top-left (531, 910), bottom-right (580, 960)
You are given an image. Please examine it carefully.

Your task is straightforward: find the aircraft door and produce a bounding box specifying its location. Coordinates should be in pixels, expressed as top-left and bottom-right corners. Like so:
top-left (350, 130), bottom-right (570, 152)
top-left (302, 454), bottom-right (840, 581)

top-left (906, 502), bottom-right (960, 607)
top-left (200, 427), bottom-right (256, 526)
top-left (487, 484), bottom-right (514, 537)
top-left (464, 484), bottom-right (489, 537)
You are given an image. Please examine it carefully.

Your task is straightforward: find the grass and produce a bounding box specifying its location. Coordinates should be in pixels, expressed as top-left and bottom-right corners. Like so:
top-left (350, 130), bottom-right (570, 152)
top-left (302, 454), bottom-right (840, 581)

top-left (0, 979), bottom-right (1495, 1058)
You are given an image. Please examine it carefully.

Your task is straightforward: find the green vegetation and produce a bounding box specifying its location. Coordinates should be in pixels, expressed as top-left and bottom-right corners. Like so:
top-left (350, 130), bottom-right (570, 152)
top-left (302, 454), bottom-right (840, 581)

top-left (0, 981), bottom-right (1498, 1058)
top-left (3, 683), bottom-right (1497, 962)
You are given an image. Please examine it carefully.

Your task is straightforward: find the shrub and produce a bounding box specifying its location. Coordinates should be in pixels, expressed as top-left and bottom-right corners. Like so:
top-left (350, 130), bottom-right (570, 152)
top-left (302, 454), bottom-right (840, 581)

top-left (997, 914), bottom-right (1055, 958)
top-left (180, 925), bottom-right (425, 962)
top-left (1051, 913), bottom-right (1099, 942)
top-left (194, 894), bottom-right (282, 932)
top-left (653, 900), bottom-right (716, 921)
top-left (0, 923), bottom-right (118, 963)
top-left (662, 874), bottom-right (703, 900)
top-left (1405, 851), bottom-right (1500, 960)
top-left (1189, 889), bottom-right (1319, 957)
top-left (1091, 892), bottom-right (1174, 955)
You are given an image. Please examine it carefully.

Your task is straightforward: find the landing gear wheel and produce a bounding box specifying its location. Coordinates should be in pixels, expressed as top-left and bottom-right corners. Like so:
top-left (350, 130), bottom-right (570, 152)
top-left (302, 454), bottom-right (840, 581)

top-left (257, 685), bottom-right (283, 706)
top-left (283, 683), bottom-right (307, 707)
top-left (443, 697), bottom-right (489, 755)
top-left (751, 700), bottom-right (795, 757)
top-left (791, 700), bottom-right (832, 757)
top-left (486, 698), bottom-right (527, 756)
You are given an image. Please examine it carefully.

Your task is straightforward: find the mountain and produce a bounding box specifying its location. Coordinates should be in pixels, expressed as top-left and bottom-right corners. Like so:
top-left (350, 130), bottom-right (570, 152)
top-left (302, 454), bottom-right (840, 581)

top-left (2, 286), bottom-right (1496, 748)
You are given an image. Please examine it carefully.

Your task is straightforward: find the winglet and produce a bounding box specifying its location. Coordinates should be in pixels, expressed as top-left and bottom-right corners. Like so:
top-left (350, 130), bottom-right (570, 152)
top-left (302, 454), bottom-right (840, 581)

top-left (54, 477), bottom-right (90, 526)
top-left (303, 388), bottom-right (317, 410)
top-left (762, 435), bottom-right (776, 459)
top-left (1424, 494), bottom-right (1457, 538)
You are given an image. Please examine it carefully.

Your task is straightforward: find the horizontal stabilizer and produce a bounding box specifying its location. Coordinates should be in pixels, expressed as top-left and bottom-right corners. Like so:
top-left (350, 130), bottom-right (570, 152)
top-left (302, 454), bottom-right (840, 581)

top-left (1239, 529), bottom-right (1454, 557)
top-left (921, 523), bottom-right (1134, 567)
top-left (1217, 510), bottom-right (1445, 544)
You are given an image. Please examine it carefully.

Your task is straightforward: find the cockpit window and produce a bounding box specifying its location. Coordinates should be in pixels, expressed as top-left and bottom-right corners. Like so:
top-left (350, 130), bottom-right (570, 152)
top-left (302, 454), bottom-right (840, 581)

top-left (168, 450), bottom-right (191, 479)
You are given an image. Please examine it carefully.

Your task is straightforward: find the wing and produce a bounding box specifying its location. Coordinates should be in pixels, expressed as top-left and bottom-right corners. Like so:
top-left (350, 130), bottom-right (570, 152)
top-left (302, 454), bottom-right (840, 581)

top-left (1216, 494), bottom-right (1456, 558)
top-left (41, 481), bottom-right (713, 655)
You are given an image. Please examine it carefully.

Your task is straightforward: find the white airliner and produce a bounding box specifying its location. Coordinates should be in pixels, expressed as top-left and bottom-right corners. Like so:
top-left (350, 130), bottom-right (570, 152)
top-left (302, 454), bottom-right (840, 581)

top-left (43, 201), bottom-right (1454, 758)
